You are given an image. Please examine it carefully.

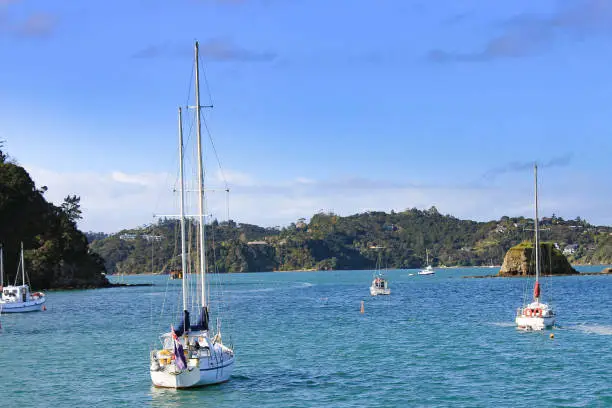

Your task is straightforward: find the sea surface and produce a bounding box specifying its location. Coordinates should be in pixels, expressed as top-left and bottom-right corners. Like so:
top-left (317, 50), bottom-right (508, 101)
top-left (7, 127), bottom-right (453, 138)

top-left (1, 266), bottom-right (611, 407)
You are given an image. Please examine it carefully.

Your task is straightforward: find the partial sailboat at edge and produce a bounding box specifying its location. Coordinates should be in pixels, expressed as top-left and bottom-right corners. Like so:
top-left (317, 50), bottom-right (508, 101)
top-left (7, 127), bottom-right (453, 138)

top-left (0, 243), bottom-right (46, 313)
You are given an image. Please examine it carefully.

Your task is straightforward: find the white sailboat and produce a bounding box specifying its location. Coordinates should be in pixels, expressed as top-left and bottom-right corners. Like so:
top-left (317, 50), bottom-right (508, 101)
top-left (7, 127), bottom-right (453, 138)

top-left (0, 243), bottom-right (46, 313)
top-left (150, 41), bottom-right (234, 388)
top-left (515, 164), bottom-right (555, 331)
top-left (418, 249), bottom-right (435, 275)
top-left (369, 246), bottom-right (390, 296)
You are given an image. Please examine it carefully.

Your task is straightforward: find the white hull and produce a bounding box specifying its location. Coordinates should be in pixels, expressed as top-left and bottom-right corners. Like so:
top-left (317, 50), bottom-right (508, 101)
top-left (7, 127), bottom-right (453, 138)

top-left (151, 335), bottom-right (234, 389)
top-left (419, 264), bottom-right (435, 275)
top-left (515, 302), bottom-right (555, 331)
top-left (370, 286), bottom-right (390, 296)
top-left (0, 297), bottom-right (45, 313)
top-left (151, 356), bottom-right (234, 388)
top-left (515, 315), bottom-right (555, 331)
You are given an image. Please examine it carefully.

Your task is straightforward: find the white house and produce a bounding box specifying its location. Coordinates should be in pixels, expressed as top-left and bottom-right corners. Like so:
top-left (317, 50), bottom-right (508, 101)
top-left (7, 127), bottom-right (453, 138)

top-left (563, 244), bottom-right (578, 255)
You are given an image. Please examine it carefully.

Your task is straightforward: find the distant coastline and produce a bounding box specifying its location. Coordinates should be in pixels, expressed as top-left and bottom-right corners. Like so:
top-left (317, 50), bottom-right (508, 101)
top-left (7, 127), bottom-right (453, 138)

top-left (463, 266), bottom-right (612, 279)
top-left (107, 263), bottom-right (611, 277)
top-left (90, 212), bottom-right (612, 277)
top-left (47, 281), bottom-right (154, 290)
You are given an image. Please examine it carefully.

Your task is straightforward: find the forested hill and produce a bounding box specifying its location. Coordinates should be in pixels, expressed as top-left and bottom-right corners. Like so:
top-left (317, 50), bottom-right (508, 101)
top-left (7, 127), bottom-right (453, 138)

top-left (89, 207), bottom-right (612, 274)
top-left (0, 146), bottom-right (109, 289)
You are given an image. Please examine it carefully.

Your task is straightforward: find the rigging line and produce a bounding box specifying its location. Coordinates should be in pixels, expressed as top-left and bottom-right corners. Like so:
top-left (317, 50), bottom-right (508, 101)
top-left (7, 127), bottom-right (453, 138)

top-left (185, 58), bottom-right (195, 111)
top-left (159, 262), bottom-right (173, 337)
top-left (149, 231), bottom-right (161, 346)
top-left (149, 263), bottom-right (154, 347)
top-left (226, 188), bottom-right (230, 225)
top-left (199, 52), bottom-right (215, 108)
top-left (201, 112), bottom-right (229, 190)
top-left (194, 56), bottom-right (227, 190)
top-left (152, 149), bottom-right (181, 223)
top-left (14, 255), bottom-right (20, 286)
top-left (184, 98), bottom-right (197, 148)
top-left (547, 235), bottom-right (554, 306)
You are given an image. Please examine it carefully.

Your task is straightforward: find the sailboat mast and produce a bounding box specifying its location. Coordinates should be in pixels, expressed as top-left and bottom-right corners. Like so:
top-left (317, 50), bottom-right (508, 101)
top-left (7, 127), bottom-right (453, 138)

top-left (194, 41), bottom-right (207, 308)
top-left (178, 107), bottom-right (188, 314)
top-left (20, 242), bottom-right (25, 286)
top-left (534, 164), bottom-right (540, 300)
top-left (1, 244), bottom-right (4, 288)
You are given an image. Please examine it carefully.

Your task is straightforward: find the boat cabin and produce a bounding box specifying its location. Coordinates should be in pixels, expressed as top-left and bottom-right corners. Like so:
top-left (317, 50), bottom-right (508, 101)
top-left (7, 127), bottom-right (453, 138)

top-left (373, 278), bottom-right (388, 289)
top-left (1, 285), bottom-right (30, 303)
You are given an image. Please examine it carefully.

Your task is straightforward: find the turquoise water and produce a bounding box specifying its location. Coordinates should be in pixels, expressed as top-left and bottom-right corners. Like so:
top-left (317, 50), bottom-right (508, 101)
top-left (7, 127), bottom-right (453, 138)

top-left (1, 266), bottom-right (611, 407)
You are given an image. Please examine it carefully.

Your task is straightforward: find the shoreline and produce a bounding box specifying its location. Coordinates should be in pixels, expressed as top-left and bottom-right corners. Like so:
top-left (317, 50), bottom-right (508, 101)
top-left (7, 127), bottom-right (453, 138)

top-left (463, 271), bottom-right (611, 279)
top-left (107, 263), bottom-right (611, 276)
top-left (46, 282), bottom-right (154, 291)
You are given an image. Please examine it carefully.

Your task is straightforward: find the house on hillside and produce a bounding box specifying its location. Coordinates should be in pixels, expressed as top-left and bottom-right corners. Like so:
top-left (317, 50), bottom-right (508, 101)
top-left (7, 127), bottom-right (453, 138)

top-left (495, 225), bottom-right (507, 233)
top-left (296, 218), bottom-right (307, 230)
top-left (119, 233), bottom-right (162, 242)
top-left (119, 233), bottom-right (137, 241)
top-left (247, 241), bottom-right (268, 246)
top-left (563, 244), bottom-right (579, 255)
top-left (142, 234), bottom-right (163, 242)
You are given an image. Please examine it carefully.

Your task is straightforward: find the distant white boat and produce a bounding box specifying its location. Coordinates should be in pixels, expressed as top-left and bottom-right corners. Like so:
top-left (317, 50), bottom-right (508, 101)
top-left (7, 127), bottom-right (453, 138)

top-left (515, 165), bottom-right (555, 331)
top-left (369, 245), bottom-right (390, 296)
top-left (418, 249), bottom-right (435, 275)
top-left (370, 275), bottom-right (390, 296)
top-left (0, 243), bottom-right (46, 313)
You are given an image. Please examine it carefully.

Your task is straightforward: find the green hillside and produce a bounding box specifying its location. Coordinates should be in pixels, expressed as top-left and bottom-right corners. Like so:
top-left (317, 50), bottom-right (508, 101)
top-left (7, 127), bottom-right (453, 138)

top-left (0, 145), bottom-right (109, 289)
top-left (89, 207), bottom-right (612, 274)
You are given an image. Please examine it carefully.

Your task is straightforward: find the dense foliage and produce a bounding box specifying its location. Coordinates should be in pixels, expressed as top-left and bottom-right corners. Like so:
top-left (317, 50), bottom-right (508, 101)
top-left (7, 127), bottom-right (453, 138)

top-left (0, 146), bottom-right (109, 289)
top-left (90, 207), bottom-right (612, 274)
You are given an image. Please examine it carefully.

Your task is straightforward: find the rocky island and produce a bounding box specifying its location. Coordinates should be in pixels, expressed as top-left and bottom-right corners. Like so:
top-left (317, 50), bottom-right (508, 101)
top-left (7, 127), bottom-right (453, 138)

top-left (498, 241), bottom-right (578, 276)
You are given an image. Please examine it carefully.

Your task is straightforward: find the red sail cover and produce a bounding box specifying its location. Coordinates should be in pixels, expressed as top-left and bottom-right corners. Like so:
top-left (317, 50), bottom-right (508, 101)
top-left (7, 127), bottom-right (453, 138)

top-left (534, 281), bottom-right (541, 299)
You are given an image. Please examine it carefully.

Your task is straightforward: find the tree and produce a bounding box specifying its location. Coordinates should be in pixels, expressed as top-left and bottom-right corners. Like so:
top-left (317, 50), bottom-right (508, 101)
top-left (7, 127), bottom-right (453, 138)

top-left (427, 206), bottom-right (439, 216)
top-left (0, 148), bottom-right (108, 289)
top-left (0, 140), bottom-right (7, 164)
top-left (61, 195), bottom-right (82, 223)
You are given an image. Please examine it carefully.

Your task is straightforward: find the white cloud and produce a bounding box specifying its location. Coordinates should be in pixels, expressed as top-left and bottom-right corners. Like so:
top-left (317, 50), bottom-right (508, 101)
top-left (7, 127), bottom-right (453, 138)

top-left (21, 165), bottom-right (612, 233)
top-left (212, 169), bottom-right (253, 186)
top-left (25, 165), bottom-right (174, 232)
top-left (295, 177), bottom-right (316, 185)
top-left (111, 171), bottom-right (166, 186)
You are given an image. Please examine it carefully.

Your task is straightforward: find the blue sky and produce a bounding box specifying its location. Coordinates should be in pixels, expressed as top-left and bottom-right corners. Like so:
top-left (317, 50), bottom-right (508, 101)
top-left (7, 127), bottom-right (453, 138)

top-left (2, 0), bottom-right (611, 232)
